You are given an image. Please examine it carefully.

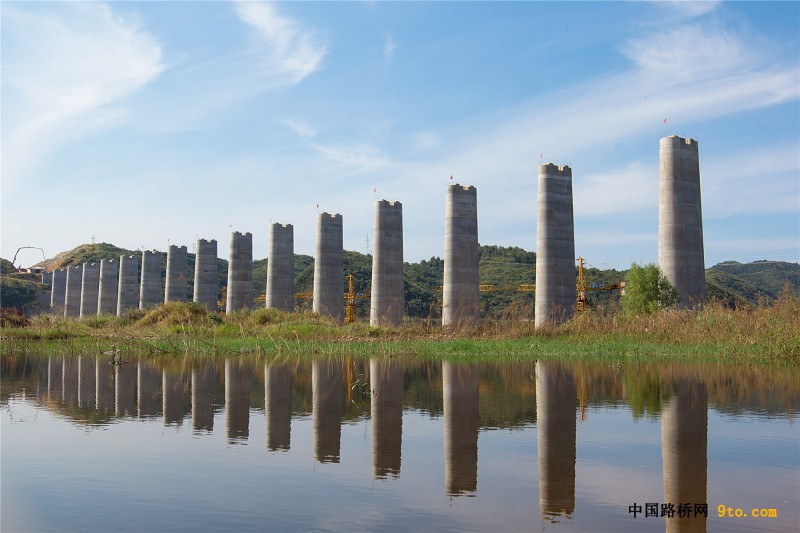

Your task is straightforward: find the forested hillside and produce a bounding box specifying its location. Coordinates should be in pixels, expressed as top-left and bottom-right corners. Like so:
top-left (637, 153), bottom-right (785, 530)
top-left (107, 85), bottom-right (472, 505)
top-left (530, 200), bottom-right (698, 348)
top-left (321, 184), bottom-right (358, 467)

top-left (2, 242), bottom-right (797, 317)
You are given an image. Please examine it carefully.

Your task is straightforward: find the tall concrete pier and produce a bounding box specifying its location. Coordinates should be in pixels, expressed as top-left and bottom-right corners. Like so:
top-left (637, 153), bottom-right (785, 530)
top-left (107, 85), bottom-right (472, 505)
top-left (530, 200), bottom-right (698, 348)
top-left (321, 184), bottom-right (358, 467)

top-left (266, 223), bottom-right (294, 312)
top-left (443, 362), bottom-right (480, 495)
top-left (443, 184), bottom-right (479, 328)
top-left (98, 259), bottom-right (119, 315)
top-left (64, 265), bottom-right (83, 317)
top-left (535, 164), bottom-right (576, 328)
top-left (313, 213), bottom-right (344, 322)
top-left (165, 245), bottom-right (188, 303)
top-left (659, 136), bottom-right (705, 308)
top-left (226, 232), bottom-right (253, 313)
top-left (139, 251), bottom-right (163, 309)
top-left (370, 201), bottom-right (404, 326)
top-left (117, 255), bottom-right (139, 316)
top-left (662, 379), bottom-right (707, 532)
top-left (50, 269), bottom-right (67, 313)
top-left (79, 263), bottom-right (100, 317)
top-left (536, 361), bottom-right (577, 520)
top-left (193, 239), bottom-right (218, 311)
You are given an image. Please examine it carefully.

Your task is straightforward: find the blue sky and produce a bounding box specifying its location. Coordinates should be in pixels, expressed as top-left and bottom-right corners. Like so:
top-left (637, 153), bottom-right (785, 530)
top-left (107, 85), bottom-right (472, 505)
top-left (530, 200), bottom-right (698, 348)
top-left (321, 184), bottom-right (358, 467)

top-left (2, 1), bottom-right (798, 271)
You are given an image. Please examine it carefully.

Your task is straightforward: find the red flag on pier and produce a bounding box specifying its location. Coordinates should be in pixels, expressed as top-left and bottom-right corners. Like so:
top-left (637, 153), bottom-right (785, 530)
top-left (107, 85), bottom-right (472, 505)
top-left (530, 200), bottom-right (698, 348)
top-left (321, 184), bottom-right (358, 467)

top-left (664, 117), bottom-right (667, 124)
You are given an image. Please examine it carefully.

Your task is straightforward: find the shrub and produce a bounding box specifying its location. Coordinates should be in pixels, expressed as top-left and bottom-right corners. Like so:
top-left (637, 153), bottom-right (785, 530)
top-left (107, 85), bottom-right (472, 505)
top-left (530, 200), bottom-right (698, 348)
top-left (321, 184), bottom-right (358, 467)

top-left (622, 263), bottom-right (677, 315)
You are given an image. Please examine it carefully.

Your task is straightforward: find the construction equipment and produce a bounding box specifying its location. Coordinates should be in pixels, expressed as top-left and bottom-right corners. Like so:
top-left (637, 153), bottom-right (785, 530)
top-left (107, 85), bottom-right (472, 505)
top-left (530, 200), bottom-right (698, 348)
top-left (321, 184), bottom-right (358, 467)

top-left (11, 247), bottom-right (46, 270)
top-left (344, 274), bottom-right (370, 324)
top-left (434, 256), bottom-right (624, 312)
top-left (576, 257), bottom-right (625, 313)
top-left (284, 274), bottom-right (369, 323)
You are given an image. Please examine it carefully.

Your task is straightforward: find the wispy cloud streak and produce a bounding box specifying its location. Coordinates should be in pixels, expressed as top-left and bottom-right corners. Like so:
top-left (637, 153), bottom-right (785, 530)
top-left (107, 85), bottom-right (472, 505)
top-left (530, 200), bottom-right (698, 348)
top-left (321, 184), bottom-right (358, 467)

top-left (1, 2), bottom-right (165, 186)
top-left (234, 1), bottom-right (326, 88)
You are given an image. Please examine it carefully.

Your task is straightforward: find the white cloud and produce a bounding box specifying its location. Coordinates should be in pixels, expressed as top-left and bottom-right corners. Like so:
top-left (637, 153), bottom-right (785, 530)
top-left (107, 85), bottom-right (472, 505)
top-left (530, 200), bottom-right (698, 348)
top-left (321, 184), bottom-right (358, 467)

top-left (409, 131), bottom-right (440, 150)
top-left (657, 0), bottom-right (721, 19)
top-left (701, 142), bottom-right (800, 217)
top-left (622, 25), bottom-right (753, 80)
top-left (311, 142), bottom-right (390, 171)
top-left (1, 2), bottom-right (165, 187)
top-left (574, 162), bottom-right (657, 216)
top-left (277, 118), bottom-right (317, 138)
top-left (384, 34), bottom-right (396, 62)
top-left (234, 1), bottom-right (326, 87)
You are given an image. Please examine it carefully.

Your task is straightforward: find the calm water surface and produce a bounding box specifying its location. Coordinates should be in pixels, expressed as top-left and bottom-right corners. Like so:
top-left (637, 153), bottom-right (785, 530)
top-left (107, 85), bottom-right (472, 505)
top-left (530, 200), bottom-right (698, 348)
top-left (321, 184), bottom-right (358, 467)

top-left (2, 353), bottom-right (798, 532)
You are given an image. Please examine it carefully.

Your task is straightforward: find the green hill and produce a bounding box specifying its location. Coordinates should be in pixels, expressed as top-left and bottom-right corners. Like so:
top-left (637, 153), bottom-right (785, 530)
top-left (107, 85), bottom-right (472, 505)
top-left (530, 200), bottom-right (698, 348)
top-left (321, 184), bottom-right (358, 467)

top-left (705, 269), bottom-right (773, 308)
top-left (708, 260), bottom-right (800, 299)
top-left (1, 258), bottom-right (17, 275)
top-left (7, 242), bottom-right (798, 316)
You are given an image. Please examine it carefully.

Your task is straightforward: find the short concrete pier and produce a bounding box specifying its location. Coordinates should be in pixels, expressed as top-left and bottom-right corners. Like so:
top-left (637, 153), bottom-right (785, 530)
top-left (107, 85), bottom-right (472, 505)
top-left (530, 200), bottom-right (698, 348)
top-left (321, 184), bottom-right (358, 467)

top-left (370, 201), bottom-right (404, 326)
top-left (116, 255), bottom-right (139, 316)
top-left (139, 251), bottom-right (163, 309)
top-left (64, 265), bottom-right (83, 317)
top-left (266, 223), bottom-right (294, 311)
top-left (50, 269), bottom-right (67, 313)
top-left (313, 213), bottom-right (344, 322)
top-left (98, 259), bottom-right (119, 315)
top-left (226, 232), bottom-right (253, 313)
top-left (79, 263), bottom-right (100, 317)
top-left (193, 239), bottom-right (218, 311)
top-left (165, 245), bottom-right (188, 302)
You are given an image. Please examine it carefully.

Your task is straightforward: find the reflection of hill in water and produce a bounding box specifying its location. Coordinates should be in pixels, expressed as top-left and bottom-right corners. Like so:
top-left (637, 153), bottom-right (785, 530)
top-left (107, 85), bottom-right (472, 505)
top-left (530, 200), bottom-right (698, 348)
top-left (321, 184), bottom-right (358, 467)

top-left (2, 354), bottom-right (796, 433)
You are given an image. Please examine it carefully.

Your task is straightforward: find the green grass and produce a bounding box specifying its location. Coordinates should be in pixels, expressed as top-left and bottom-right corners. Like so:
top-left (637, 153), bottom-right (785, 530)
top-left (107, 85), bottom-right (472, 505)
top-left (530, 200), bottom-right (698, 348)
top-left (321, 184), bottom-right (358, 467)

top-left (2, 297), bottom-right (798, 365)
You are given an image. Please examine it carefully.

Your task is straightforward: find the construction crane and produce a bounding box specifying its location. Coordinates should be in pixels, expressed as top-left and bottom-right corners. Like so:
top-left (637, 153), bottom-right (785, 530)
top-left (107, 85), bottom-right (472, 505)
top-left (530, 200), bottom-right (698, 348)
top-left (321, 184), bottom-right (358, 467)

top-left (11, 247), bottom-right (46, 270)
top-left (576, 257), bottom-right (625, 313)
top-left (344, 274), bottom-right (370, 324)
top-left (271, 274), bottom-right (369, 323)
top-left (433, 257), bottom-right (624, 312)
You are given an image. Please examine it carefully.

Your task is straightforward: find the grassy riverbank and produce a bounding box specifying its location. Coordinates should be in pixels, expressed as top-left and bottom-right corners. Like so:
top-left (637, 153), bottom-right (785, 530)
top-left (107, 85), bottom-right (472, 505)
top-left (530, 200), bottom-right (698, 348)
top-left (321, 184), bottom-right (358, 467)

top-left (2, 296), bottom-right (798, 364)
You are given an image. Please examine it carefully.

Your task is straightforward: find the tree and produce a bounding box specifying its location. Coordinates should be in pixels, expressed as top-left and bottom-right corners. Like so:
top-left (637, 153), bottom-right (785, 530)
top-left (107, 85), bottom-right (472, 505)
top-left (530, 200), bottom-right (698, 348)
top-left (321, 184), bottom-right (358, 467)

top-left (0, 277), bottom-right (38, 310)
top-left (622, 263), bottom-right (677, 315)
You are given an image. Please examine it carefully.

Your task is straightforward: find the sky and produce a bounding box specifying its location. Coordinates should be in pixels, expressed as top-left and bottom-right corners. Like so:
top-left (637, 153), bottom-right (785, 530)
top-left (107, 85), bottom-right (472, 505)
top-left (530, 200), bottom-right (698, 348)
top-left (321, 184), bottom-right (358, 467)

top-left (2, 1), bottom-right (798, 271)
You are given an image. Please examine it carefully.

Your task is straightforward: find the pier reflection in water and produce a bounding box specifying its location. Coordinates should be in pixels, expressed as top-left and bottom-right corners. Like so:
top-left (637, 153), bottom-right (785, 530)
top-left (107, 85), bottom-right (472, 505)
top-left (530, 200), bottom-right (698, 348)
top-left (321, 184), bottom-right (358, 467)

top-left (662, 378), bottom-right (708, 532)
top-left (265, 362), bottom-right (293, 451)
top-left (536, 361), bottom-right (577, 520)
top-left (313, 359), bottom-right (343, 463)
top-left (371, 358), bottom-right (403, 478)
top-left (443, 361), bottom-right (480, 495)
top-left (1, 353), bottom-right (797, 532)
top-left (226, 358), bottom-right (252, 443)
top-left (191, 363), bottom-right (216, 433)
